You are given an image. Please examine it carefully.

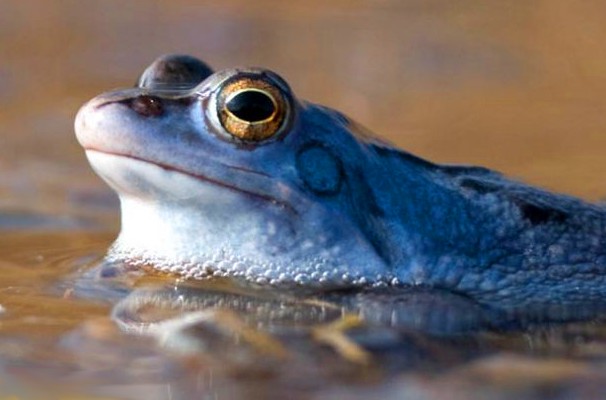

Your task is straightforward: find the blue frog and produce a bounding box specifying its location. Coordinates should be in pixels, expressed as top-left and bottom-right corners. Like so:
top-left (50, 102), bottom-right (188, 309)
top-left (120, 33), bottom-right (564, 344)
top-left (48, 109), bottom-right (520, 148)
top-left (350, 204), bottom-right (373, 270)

top-left (75, 54), bottom-right (606, 310)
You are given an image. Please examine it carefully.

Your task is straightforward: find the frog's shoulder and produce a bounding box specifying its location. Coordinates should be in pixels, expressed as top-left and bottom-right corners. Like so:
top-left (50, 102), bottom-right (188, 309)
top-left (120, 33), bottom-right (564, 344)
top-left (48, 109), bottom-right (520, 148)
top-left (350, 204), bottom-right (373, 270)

top-left (374, 142), bottom-right (604, 223)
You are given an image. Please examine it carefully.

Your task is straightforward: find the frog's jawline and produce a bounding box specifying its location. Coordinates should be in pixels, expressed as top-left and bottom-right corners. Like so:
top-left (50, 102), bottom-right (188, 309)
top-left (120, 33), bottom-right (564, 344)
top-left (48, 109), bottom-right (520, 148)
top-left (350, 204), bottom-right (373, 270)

top-left (85, 149), bottom-right (297, 214)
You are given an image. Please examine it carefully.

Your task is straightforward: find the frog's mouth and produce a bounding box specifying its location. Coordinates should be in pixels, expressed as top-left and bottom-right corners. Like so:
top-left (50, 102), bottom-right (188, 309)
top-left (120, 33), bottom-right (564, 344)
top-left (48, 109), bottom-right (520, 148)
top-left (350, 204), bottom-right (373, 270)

top-left (85, 149), bottom-right (299, 216)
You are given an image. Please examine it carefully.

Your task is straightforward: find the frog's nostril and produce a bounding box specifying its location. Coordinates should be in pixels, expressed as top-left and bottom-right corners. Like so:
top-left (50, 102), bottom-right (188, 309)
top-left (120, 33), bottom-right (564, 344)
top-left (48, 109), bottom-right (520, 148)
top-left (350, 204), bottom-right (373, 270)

top-left (129, 95), bottom-right (164, 117)
top-left (137, 54), bottom-right (214, 90)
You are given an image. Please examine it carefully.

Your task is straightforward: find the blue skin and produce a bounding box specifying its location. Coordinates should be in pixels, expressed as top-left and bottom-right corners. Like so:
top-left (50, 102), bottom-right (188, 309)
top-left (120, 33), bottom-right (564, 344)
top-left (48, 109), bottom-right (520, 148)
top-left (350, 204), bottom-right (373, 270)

top-left (75, 54), bottom-right (606, 310)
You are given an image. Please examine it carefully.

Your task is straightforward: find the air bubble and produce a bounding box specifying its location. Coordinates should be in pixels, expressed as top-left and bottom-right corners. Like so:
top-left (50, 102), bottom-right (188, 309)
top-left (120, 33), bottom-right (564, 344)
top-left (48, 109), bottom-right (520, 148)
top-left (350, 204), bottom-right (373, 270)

top-left (231, 261), bottom-right (245, 272)
top-left (294, 274), bottom-right (309, 284)
top-left (216, 261), bottom-right (232, 272)
top-left (246, 265), bottom-right (260, 275)
top-left (212, 269), bottom-right (226, 277)
top-left (255, 277), bottom-right (269, 285)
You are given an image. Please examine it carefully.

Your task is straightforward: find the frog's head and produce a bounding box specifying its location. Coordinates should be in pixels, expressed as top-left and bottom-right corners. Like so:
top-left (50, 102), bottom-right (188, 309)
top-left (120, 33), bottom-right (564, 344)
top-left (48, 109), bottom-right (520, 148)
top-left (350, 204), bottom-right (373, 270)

top-left (75, 54), bottom-right (394, 286)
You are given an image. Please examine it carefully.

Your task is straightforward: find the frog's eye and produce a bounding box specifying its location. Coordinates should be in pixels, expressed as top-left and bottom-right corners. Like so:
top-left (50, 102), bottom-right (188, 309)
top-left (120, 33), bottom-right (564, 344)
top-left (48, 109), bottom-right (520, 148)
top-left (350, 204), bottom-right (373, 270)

top-left (215, 76), bottom-right (289, 142)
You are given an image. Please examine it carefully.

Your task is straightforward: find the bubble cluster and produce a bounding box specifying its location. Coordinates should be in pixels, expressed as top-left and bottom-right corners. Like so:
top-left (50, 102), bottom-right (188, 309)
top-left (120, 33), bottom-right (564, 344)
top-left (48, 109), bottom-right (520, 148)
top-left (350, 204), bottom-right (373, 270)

top-left (108, 243), bottom-right (399, 289)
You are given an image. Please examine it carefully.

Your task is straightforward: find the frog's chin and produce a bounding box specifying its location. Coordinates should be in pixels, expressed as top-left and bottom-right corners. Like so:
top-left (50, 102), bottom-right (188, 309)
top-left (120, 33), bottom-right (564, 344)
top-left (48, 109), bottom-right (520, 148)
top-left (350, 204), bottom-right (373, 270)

top-left (85, 151), bottom-right (393, 287)
top-left (107, 240), bottom-right (391, 287)
top-left (107, 189), bottom-right (392, 287)
top-left (85, 150), bottom-right (295, 212)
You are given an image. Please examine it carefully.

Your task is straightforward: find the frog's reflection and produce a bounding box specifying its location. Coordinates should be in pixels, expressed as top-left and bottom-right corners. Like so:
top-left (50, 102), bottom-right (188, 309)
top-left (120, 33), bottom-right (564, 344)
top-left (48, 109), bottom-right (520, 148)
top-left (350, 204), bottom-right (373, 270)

top-left (59, 273), bottom-right (606, 400)
top-left (111, 280), bottom-right (606, 343)
top-left (108, 283), bottom-right (501, 368)
top-left (111, 283), bottom-right (501, 338)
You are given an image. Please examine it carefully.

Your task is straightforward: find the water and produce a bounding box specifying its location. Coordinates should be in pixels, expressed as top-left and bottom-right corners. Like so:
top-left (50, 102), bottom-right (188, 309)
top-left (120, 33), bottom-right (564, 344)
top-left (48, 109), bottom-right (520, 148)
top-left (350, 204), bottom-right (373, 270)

top-left (0, 230), bottom-right (604, 399)
top-left (2, 1), bottom-right (606, 398)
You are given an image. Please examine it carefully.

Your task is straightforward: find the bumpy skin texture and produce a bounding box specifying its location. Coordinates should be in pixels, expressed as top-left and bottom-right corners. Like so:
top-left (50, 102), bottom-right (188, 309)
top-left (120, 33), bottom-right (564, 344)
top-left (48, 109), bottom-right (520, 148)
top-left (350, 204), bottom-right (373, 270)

top-left (75, 54), bottom-right (606, 310)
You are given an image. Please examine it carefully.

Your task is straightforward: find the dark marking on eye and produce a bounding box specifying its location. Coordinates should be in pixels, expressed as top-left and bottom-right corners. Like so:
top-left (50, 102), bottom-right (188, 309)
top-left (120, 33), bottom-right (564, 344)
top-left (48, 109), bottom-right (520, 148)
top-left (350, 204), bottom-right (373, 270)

top-left (226, 90), bottom-right (276, 122)
top-left (129, 95), bottom-right (164, 117)
top-left (513, 199), bottom-right (570, 225)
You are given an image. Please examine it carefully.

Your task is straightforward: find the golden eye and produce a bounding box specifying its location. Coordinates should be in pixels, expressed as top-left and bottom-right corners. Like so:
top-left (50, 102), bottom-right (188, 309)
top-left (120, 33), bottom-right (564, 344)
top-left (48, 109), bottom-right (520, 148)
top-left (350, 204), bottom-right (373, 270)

top-left (216, 77), bottom-right (288, 142)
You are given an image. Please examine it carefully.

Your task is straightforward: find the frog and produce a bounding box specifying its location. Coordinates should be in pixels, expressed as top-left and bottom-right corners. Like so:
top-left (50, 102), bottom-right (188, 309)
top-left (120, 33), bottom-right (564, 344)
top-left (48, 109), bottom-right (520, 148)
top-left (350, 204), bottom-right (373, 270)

top-left (75, 54), bottom-right (606, 311)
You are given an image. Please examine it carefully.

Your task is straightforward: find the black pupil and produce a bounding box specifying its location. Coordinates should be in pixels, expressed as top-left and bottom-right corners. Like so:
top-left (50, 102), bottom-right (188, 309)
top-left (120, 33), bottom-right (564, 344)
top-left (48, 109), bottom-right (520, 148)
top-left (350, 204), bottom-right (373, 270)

top-left (226, 90), bottom-right (276, 122)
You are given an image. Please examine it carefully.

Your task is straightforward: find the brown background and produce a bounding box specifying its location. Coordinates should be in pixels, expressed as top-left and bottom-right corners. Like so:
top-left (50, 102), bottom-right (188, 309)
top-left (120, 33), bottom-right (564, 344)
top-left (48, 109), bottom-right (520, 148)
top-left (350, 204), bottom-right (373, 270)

top-left (2, 0), bottom-right (606, 221)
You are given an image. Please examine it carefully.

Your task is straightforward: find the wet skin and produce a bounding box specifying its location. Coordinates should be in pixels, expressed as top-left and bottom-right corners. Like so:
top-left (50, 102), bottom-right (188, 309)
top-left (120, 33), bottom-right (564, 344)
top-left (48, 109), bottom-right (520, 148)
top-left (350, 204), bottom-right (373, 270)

top-left (75, 54), bottom-right (606, 310)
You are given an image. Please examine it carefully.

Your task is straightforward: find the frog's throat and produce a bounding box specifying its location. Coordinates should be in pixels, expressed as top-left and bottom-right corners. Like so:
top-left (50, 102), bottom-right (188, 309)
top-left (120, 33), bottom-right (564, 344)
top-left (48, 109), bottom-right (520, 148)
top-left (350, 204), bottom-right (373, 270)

top-left (85, 149), bottom-right (297, 215)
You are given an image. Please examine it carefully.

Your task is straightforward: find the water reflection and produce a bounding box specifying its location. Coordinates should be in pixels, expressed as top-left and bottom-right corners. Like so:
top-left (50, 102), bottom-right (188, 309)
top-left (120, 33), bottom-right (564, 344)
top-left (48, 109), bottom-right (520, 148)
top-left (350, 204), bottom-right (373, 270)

top-left (87, 273), bottom-right (606, 398)
top-left (0, 230), bottom-right (603, 399)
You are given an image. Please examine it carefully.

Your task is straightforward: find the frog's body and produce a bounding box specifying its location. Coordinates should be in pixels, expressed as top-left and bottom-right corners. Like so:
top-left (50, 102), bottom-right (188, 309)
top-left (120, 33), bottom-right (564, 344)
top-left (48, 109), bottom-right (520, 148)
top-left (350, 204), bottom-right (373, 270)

top-left (75, 55), bottom-right (606, 309)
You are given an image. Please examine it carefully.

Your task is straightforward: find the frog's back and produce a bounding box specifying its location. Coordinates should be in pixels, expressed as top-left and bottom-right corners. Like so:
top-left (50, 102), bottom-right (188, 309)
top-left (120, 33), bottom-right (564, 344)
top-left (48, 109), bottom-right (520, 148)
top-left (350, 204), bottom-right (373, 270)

top-left (369, 143), bottom-right (606, 310)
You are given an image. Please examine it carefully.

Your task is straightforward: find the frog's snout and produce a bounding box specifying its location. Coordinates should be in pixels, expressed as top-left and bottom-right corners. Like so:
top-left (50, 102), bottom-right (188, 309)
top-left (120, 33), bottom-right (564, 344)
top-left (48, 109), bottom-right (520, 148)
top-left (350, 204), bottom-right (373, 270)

top-left (74, 100), bottom-right (92, 148)
top-left (74, 96), bottom-right (115, 151)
